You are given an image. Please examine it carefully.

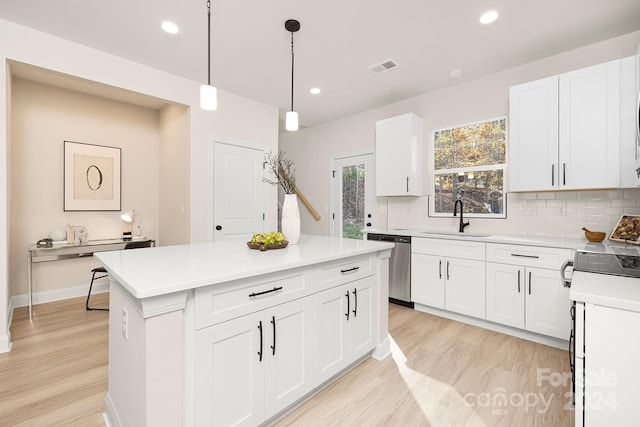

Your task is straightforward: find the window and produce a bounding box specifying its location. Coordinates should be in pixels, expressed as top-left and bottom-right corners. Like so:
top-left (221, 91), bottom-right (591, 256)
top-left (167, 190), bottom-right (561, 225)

top-left (430, 117), bottom-right (507, 218)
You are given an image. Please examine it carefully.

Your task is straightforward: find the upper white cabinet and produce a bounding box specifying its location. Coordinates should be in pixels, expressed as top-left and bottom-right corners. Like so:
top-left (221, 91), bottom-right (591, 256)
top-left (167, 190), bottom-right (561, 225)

top-left (375, 113), bottom-right (424, 196)
top-left (509, 59), bottom-right (622, 191)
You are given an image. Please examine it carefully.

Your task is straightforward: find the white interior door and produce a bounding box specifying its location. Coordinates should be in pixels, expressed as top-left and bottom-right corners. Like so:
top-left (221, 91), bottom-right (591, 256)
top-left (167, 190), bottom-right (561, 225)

top-left (213, 142), bottom-right (265, 241)
top-left (330, 152), bottom-right (374, 239)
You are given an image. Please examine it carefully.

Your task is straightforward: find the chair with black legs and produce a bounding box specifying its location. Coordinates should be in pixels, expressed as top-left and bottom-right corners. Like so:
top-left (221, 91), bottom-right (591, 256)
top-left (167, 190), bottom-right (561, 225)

top-left (85, 240), bottom-right (153, 311)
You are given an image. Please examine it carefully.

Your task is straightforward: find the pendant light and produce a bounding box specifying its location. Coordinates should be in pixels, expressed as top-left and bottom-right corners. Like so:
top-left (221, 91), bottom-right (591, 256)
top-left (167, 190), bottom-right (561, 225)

top-left (285, 19), bottom-right (300, 131)
top-left (200, 0), bottom-right (217, 110)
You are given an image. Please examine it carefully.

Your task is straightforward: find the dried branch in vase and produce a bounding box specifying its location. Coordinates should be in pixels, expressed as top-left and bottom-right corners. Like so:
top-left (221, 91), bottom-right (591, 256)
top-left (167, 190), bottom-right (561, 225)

top-left (263, 151), bottom-right (297, 194)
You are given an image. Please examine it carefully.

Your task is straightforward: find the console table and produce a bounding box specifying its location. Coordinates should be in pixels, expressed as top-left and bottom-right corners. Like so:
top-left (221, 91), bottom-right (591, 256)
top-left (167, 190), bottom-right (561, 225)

top-left (26, 239), bottom-right (155, 320)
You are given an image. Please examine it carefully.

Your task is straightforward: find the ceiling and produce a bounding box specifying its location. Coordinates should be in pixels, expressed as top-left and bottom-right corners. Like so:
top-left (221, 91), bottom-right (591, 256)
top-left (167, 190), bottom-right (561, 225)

top-left (2, 0), bottom-right (640, 128)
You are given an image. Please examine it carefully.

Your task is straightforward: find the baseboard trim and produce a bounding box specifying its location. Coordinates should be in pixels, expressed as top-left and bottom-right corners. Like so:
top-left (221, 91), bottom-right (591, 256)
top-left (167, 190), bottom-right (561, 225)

top-left (413, 303), bottom-right (569, 350)
top-left (11, 282), bottom-right (109, 308)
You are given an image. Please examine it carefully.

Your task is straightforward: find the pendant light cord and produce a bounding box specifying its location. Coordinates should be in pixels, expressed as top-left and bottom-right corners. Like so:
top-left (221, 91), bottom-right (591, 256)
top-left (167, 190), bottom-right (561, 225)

top-left (206, 0), bottom-right (211, 86)
top-left (290, 31), bottom-right (295, 111)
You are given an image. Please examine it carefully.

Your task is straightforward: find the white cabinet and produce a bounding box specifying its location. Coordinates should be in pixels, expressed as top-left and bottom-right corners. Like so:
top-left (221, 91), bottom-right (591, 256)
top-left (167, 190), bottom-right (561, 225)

top-left (509, 58), bottom-right (622, 191)
top-left (375, 113), bottom-right (424, 196)
top-left (486, 244), bottom-right (572, 340)
top-left (194, 297), bottom-right (313, 426)
top-left (577, 303), bottom-right (640, 425)
top-left (411, 238), bottom-right (486, 319)
top-left (313, 276), bottom-right (375, 385)
top-left (411, 253), bottom-right (445, 309)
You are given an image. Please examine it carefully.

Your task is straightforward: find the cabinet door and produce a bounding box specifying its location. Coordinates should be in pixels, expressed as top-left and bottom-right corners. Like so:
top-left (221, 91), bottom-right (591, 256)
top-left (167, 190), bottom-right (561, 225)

top-left (524, 267), bottom-right (571, 339)
top-left (313, 285), bottom-right (349, 385)
top-left (584, 304), bottom-right (640, 425)
top-left (375, 113), bottom-right (424, 196)
top-left (445, 258), bottom-right (486, 318)
top-left (411, 253), bottom-right (445, 308)
top-left (348, 276), bottom-right (376, 359)
top-left (486, 263), bottom-right (525, 329)
top-left (509, 76), bottom-right (559, 191)
top-left (559, 59), bottom-right (620, 189)
top-left (264, 298), bottom-right (314, 418)
top-left (194, 312), bottom-right (265, 427)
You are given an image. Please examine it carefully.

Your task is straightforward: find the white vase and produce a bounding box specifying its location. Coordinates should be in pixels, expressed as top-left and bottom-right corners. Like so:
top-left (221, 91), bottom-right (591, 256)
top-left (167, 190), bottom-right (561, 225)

top-left (281, 193), bottom-right (300, 245)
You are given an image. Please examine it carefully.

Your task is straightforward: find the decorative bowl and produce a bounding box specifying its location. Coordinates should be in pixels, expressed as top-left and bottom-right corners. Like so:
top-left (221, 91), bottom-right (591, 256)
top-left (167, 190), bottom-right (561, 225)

top-left (582, 227), bottom-right (606, 243)
top-left (247, 241), bottom-right (289, 251)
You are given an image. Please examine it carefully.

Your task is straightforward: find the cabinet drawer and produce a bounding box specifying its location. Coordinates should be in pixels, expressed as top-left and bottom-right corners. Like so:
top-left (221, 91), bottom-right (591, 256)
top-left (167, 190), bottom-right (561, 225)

top-left (194, 266), bottom-right (312, 329)
top-left (412, 237), bottom-right (485, 261)
top-left (315, 255), bottom-right (374, 291)
top-left (486, 243), bottom-right (572, 269)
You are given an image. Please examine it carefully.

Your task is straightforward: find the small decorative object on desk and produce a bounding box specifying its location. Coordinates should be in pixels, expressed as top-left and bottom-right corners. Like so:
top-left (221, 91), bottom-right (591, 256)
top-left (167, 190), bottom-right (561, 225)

top-left (609, 215), bottom-right (640, 244)
top-left (248, 232), bottom-right (288, 251)
top-left (582, 227), bottom-right (606, 243)
top-left (66, 224), bottom-right (88, 243)
top-left (263, 151), bottom-right (300, 245)
top-left (37, 238), bottom-right (53, 248)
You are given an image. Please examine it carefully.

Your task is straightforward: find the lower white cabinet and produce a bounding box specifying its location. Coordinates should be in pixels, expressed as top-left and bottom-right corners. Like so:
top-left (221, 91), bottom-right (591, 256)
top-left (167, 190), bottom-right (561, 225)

top-left (411, 238), bottom-right (486, 319)
top-left (194, 297), bottom-right (313, 426)
top-left (313, 276), bottom-right (375, 385)
top-left (486, 243), bottom-right (572, 340)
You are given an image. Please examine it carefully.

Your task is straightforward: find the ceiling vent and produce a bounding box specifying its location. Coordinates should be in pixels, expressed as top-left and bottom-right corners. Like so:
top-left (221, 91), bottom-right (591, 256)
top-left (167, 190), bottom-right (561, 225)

top-left (369, 59), bottom-right (398, 75)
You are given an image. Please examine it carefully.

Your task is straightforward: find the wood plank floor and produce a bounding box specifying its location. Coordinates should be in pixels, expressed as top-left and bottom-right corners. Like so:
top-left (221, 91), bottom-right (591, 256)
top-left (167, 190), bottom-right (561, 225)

top-left (1, 297), bottom-right (573, 426)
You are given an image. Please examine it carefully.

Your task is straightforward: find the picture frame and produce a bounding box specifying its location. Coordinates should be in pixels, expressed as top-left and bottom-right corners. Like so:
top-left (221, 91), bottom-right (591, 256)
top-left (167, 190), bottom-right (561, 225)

top-left (64, 141), bottom-right (121, 211)
top-left (609, 214), bottom-right (640, 245)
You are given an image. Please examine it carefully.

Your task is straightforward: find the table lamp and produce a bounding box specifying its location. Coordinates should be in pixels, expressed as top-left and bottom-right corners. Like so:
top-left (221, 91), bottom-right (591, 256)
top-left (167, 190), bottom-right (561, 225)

top-left (121, 210), bottom-right (144, 240)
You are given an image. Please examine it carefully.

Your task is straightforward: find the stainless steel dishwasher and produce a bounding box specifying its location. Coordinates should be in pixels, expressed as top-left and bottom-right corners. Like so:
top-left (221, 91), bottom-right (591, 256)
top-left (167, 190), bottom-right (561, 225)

top-left (366, 233), bottom-right (413, 308)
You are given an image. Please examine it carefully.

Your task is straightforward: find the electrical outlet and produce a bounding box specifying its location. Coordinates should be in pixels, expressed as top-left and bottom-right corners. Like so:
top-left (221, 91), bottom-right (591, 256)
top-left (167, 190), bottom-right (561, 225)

top-left (122, 308), bottom-right (128, 340)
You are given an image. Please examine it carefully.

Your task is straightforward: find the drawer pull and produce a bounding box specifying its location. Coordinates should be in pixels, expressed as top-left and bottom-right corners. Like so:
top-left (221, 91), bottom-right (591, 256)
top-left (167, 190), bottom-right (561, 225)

top-left (352, 288), bottom-right (358, 317)
top-left (340, 266), bottom-right (360, 274)
top-left (270, 316), bottom-right (276, 356)
top-left (249, 286), bottom-right (283, 298)
top-left (257, 321), bottom-right (263, 362)
top-left (510, 253), bottom-right (539, 259)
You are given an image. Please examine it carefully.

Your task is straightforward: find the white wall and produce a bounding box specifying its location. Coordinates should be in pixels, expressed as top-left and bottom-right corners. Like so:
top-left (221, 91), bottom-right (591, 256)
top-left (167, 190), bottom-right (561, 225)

top-left (0, 19), bottom-right (279, 352)
top-left (10, 78), bottom-right (161, 297)
top-left (280, 30), bottom-right (640, 238)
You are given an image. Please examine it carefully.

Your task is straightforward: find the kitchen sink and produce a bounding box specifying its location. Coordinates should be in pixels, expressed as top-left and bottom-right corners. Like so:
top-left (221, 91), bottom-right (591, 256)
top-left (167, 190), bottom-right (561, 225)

top-left (420, 232), bottom-right (491, 238)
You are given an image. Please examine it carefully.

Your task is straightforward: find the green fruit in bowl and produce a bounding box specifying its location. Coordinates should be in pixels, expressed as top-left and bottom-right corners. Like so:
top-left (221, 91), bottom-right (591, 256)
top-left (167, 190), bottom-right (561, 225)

top-left (251, 231), bottom-right (286, 245)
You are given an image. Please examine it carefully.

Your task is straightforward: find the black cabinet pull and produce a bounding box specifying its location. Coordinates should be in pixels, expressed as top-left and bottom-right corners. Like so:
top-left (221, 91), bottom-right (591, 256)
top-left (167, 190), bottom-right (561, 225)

top-left (249, 286), bottom-right (283, 297)
top-left (446, 261), bottom-right (450, 280)
top-left (257, 321), bottom-right (263, 362)
top-left (270, 316), bottom-right (276, 356)
top-left (345, 291), bottom-right (350, 320)
top-left (215, 225), bottom-right (222, 231)
top-left (340, 266), bottom-right (360, 274)
top-left (551, 164), bottom-right (555, 186)
top-left (406, 176), bottom-right (409, 192)
top-left (528, 271), bottom-right (532, 295)
top-left (439, 260), bottom-right (442, 279)
top-left (511, 253), bottom-right (539, 259)
top-left (517, 270), bottom-right (521, 293)
top-left (563, 163), bottom-right (566, 186)
top-left (352, 288), bottom-right (358, 317)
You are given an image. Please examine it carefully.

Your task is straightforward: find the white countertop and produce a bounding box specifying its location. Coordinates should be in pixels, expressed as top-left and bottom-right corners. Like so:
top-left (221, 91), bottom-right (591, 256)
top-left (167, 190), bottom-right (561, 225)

top-left (570, 270), bottom-right (640, 312)
top-left (94, 234), bottom-right (394, 299)
top-left (365, 228), bottom-right (632, 253)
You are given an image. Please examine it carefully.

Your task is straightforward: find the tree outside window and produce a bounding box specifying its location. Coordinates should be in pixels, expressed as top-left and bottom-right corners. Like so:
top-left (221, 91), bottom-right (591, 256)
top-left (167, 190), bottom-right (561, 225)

top-left (430, 117), bottom-right (507, 218)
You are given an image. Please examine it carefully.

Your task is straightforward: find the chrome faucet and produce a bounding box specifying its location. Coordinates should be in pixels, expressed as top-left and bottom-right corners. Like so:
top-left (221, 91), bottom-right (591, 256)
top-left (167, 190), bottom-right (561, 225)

top-left (453, 199), bottom-right (470, 233)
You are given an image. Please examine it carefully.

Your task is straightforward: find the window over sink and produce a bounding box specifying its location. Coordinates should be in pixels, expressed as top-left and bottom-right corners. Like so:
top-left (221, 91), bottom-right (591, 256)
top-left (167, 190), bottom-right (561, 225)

top-left (430, 117), bottom-right (507, 218)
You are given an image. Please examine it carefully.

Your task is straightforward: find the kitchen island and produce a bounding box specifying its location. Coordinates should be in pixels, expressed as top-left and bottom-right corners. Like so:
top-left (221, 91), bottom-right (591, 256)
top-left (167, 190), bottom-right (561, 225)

top-left (94, 234), bottom-right (393, 427)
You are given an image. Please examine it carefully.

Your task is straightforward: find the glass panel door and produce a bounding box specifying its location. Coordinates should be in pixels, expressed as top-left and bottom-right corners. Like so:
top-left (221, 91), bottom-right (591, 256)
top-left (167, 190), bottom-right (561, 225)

top-left (331, 153), bottom-right (374, 239)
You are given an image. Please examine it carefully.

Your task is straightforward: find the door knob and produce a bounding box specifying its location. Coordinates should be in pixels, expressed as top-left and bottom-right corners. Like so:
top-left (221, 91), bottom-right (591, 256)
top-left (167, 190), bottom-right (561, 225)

top-left (215, 225), bottom-right (222, 231)
top-left (366, 223), bottom-right (372, 227)
top-left (367, 213), bottom-right (372, 218)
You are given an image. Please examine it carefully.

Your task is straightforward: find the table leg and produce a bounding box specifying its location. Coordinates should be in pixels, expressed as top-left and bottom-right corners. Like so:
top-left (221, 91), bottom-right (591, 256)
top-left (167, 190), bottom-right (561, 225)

top-left (27, 250), bottom-right (33, 320)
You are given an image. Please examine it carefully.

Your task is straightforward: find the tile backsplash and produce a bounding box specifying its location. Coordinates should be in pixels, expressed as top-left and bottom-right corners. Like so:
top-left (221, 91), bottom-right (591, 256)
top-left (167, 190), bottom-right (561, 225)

top-left (380, 189), bottom-right (640, 239)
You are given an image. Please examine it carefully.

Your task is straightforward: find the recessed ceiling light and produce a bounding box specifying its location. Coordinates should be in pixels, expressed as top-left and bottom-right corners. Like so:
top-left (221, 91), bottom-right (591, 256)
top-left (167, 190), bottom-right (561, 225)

top-left (479, 10), bottom-right (499, 25)
top-left (310, 87), bottom-right (321, 95)
top-left (449, 69), bottom-right (463, 78)
top-left (161, 20), bottom-right (179, 34)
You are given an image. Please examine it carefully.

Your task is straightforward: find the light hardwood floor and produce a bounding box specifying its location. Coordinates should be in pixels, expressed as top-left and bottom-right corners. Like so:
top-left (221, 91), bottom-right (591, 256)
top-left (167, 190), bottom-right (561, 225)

top-left (1, 297), bottom-right (573, 426)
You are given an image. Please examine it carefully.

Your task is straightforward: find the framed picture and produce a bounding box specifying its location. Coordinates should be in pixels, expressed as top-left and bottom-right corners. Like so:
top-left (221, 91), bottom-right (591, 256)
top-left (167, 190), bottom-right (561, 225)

top-left (64, 141), bottom-right (121, 211)
top-left (609, 214), bottom-right (640, 244)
